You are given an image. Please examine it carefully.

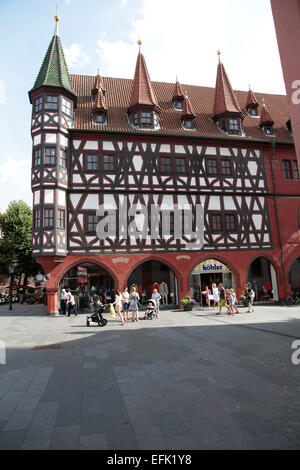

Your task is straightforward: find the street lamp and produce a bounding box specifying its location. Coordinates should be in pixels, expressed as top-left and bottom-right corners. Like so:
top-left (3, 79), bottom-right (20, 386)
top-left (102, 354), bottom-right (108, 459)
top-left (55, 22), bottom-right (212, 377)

top-left (8, 265), bottom-right (14, 311)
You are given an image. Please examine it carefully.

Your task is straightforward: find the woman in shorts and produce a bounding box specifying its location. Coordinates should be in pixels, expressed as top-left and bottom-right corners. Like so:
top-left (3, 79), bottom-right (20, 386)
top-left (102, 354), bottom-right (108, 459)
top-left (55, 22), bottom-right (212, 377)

top-left (122, 287), bottom-right (130, 321)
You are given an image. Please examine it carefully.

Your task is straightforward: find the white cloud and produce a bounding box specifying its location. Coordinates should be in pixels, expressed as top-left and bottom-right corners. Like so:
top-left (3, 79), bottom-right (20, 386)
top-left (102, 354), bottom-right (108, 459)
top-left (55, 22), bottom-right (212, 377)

top-left (0, 81), bottom-right (6, 105)
top-left (96, 0), bottom-right (286, 94)
top-left (0, 156), bottom-right (32, 210)
top-left (64, 43), bottom-right (90, 69)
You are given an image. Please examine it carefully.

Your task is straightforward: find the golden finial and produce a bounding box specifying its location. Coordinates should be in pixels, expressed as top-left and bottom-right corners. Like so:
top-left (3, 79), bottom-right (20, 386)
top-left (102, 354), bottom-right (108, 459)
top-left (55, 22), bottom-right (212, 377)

top-left (137, 39), bottom-right (142, 53)
top-left (262, 97), bottom-right (265, 106)
top-left (217, 50), bottom-right (221, 63)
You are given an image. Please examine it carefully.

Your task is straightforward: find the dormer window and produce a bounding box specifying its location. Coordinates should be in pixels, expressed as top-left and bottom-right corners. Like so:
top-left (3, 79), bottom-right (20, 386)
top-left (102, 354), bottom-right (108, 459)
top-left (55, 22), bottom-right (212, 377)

top-left (173, 99), bottom-right (183, 110)
top-left (246, 106), bottom-right (259, 117)
top-left (262, 125), bottom-right (275, 136)
top-left (93, 112), bottom-right (106, 125)
top-left (217, 116), bottom-right (242, 135)
top-left (131, 110), bottom-right (159, 129)
top-left (182, 118), bottom-right (195, 130)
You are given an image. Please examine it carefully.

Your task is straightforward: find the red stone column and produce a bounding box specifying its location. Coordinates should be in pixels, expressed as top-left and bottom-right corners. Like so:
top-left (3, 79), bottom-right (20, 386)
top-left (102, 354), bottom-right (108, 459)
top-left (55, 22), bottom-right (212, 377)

top-left (47, 288), bottom-right (59, 316)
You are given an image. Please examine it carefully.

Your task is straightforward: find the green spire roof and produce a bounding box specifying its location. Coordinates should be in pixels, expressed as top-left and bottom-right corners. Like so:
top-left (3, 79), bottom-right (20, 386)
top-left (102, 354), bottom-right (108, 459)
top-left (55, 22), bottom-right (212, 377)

top-left (30, 33), bottom-right (75, 96)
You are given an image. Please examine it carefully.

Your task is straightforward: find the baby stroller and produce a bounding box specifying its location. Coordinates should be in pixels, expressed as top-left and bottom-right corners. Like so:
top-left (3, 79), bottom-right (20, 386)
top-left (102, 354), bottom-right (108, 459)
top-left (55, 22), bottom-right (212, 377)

top-left (144, 299), bottom-right (156, 320)
top-left (86, 299), bottom-right (109, 327)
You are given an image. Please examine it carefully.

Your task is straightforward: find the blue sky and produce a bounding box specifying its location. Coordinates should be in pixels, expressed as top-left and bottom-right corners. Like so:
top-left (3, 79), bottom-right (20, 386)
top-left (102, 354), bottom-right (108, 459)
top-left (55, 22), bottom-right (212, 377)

top-left (0, 0), bottom-right (286, 211)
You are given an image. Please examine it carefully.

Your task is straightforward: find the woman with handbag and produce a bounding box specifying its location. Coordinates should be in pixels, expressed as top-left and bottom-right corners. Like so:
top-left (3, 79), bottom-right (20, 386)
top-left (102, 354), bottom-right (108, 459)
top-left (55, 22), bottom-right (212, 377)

top-left (111, 290), bottom-right (125, 325)
top-left (129, 286), bottom-right (140, 322)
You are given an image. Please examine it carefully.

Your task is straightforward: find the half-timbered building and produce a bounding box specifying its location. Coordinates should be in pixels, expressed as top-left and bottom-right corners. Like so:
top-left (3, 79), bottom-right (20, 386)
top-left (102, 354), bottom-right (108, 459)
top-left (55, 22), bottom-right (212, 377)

top-left (29, 20), bottom-right (300, 314)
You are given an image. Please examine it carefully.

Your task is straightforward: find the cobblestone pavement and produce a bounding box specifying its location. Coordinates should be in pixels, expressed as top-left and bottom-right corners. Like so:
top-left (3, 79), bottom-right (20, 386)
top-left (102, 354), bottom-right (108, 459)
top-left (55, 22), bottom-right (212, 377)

top-left (0, 303), bottom-right (299, 450)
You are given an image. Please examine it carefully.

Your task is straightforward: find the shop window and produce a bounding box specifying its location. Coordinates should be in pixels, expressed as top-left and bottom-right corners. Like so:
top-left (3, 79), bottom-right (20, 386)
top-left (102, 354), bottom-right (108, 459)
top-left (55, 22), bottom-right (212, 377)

top-left (58, 209), bottom-right (65, 229)
top-left (44, 208), bottom-right (54, 228)
top-left (86, 154), bottom-right (98, 171)
top-left (45, 147), bottom-right (56, 165)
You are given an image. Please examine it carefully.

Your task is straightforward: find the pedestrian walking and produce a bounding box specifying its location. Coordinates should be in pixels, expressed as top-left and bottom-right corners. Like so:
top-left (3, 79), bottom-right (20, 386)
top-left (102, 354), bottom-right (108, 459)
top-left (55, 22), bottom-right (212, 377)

top-left (129, 286), bottom-right (140, 322)
top-left (122, 287), bottom-right (130, 321)
top-left (212, 283), bottom-right (220, 309)
top-left (217, 283), bottom-right (231, 315)
top-left (60, 288), bottom-right (67, 315)
top-left (246, 284), bottom-right (255, 312)
top-left (66, 289), bottom-right (78, 316)
top-left (151, 288), bottom-right (161, 318)
top-left (111, 290), bottom-right (125, 326)
top-left (202, 285), bottom-right (212, 308)
top-left (230, 288), bottom-right (239, 313)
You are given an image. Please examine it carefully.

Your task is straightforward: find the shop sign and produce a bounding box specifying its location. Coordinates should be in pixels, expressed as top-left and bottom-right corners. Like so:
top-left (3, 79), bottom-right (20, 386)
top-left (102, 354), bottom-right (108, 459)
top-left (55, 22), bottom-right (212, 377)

top-left (192, 259), bottom-right (231, 274)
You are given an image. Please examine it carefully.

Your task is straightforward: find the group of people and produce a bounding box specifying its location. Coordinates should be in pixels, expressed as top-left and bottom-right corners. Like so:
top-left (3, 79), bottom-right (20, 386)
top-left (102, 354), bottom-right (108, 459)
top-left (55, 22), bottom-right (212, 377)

top-left (109, 286), bottom-right (161, 326)
top-left (200, 282), bottom-right (255, 315)
top-left (60, 288), bottom-right (79, 316)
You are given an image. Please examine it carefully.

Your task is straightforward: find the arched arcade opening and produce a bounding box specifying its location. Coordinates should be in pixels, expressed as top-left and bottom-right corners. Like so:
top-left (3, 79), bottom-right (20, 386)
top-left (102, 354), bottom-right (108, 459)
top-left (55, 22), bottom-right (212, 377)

top-left (248, 256), bottom-right (279, 301)
top-left (59, 262), bottom-right (115, 311)
top-left (190, 258), bottom-right (235, 306)
top-left (289, 257), bottom-right (300, 293)
top-left (126, 260), bottom-right (179, 306)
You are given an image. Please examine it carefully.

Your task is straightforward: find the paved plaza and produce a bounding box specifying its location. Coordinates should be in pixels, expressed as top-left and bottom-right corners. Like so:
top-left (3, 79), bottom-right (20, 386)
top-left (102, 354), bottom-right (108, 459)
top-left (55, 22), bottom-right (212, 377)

top-left (0, 303), bottom-right (300, 450)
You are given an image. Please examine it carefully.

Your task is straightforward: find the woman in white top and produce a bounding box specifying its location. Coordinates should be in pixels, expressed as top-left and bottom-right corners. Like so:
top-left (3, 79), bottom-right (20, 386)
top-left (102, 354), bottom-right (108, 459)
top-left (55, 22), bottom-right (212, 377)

top-left (122, 287), bottom-right (130, 321)
top-left (60, 288), bottom-right (67, 315)
top-left (111, 291), bottom-right (125, 325)
top-left (212, 283), bottom-right (220, 309)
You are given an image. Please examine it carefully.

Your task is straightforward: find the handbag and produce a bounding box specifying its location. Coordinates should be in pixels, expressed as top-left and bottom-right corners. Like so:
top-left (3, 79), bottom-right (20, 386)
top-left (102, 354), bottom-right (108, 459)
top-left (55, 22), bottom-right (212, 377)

top-left (110, 304), bottom-right (115, 318)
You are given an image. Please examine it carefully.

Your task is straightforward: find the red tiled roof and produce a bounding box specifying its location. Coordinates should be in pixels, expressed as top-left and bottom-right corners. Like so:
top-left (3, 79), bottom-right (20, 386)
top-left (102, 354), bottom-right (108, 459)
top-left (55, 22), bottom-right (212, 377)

top-left (182, 94), bottom-right (195, 119)
top-left (128, 52), bottom-right (160, 111)
top-left (173, 80), bottom-right (185, 100)
top-left (213, 62), bottom-right (242, 117)
top-left (92, 88), bottom-right (107, 112)
top-left (246, 88), bottom-right (258, 108)
top-left (260, 101), bottom-right (274, 126)
top-left (70, 74), bottom-right (292, 143)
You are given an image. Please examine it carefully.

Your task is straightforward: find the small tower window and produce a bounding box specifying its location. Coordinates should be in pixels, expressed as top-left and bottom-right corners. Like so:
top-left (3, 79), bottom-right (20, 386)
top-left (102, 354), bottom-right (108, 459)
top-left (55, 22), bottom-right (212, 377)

top-left (62, 98), bottom-right (72, 116)
top-left (34, 96), bottom-right (43, 113)
top-left (228, 118), bottom-right (239, 131)
top-left (45, 95), bottom-right (58, 110)
top-left (45, 148), bottom-right (56, 165)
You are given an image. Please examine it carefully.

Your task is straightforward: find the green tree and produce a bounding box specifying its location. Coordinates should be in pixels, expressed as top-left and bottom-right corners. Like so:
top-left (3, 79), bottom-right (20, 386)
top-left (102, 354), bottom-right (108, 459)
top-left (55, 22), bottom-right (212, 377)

top-left (0, 200), bottom-right (40, 285)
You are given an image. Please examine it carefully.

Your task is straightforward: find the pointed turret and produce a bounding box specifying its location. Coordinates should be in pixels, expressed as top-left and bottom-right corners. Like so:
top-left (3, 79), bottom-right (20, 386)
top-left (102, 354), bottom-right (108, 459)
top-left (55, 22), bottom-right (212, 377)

top-left (127, 41), bottom-right (160, 129)
top-left (172, 77), bottom-right (185, 109)
top-left (245, 86), bottom-right (259, 116)
top-left (181, 92), bottom-right (196, 130)
top-left (212, 51), bottom-right (243, 135)
top-left (259, 98), bottom-right (275, 135)
top-left (92, 69), bottom-right (105, 96)
top-left (181, 92), bottom-right (195, 119)
top-left (92, 89), bottom-right (107, 112)
top-left (29, 17), bottom-right (76, 104)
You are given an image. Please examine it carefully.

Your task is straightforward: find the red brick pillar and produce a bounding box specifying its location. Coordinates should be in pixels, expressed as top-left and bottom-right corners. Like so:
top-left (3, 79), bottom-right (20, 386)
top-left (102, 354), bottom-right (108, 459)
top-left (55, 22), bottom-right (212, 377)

top-left (47, 288), bottom-right (59, 315)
